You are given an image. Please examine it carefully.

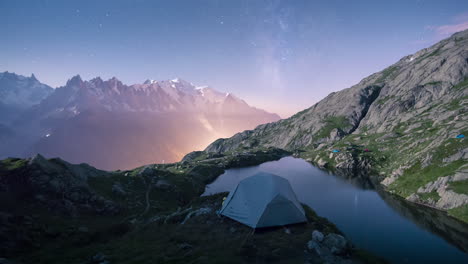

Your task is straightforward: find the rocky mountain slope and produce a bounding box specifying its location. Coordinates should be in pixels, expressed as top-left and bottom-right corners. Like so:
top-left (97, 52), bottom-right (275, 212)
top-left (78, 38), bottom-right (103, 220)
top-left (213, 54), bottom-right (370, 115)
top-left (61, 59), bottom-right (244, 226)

top-left (1, 74), bottom-right (280, 170)
top-left (204, 29), bottom-right (468, 222)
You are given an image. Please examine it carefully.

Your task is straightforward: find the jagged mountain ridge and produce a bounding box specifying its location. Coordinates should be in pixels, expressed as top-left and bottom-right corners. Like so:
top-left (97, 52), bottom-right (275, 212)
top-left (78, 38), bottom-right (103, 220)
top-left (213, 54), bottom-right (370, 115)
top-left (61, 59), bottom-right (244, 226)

top-left (21, 75), bottom-right (267, 117)
top-left (0, 72), bottom-right (53, 124)
top-left (204, 29), bottom-right (468, 219)
top-left (1, 74), bottom-right (280, 170)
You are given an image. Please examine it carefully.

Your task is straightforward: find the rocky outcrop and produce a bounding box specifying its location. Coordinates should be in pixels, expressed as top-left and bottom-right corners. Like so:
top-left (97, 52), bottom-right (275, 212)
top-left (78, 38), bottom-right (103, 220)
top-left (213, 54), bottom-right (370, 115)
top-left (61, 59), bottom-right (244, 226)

top-left (307, 230), bottom-right (353, 264)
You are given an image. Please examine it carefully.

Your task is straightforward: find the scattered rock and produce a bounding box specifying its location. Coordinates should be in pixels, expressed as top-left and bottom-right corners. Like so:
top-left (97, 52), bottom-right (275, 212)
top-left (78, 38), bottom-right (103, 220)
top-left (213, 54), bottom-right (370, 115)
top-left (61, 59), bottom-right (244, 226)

top-left (381, 166), bottom-right (407, 186)
top-left (138, 166), bottom-right (154, 176)
top-left (452, 168), bottom-right (468, 182)
top-left (78, 226), bottom-right (89, 233)
top-left (181, 207), bottom-right (212, 224)
top-left (417, 176), bottom-right (451, 193)
top-left (111, 182), bottom-right (126, 196)
top-left (307, 240), bottom-right (319, 251)
top-left (317, 158), bottom-right (328, 168)
top-left (0, 258), bottom-right (13, 264)
top-left (323, 233), bottom-right (347, 255)
top-left (307, 240), bottom-right (331, 256)
top-left (155, 179), bottom-right (172, 189)
top-left (443, 148), bottom-right (468, 163)
top-left (312, 230), bottom-right (324, 242)
top-left (178, 242), bottom-right (193, 250)
top-left (406, 193), bottom-right (420, 203)
top-left (436, 190), bottom-right (468, 209)
top-left (91, 252), bottom-right (108, 263)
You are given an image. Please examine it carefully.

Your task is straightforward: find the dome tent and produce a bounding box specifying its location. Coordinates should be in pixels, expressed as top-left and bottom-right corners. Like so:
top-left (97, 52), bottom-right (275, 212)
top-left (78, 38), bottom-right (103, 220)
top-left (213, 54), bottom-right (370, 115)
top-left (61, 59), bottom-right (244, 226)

top-left (219, 172), bottom-right (307, 228)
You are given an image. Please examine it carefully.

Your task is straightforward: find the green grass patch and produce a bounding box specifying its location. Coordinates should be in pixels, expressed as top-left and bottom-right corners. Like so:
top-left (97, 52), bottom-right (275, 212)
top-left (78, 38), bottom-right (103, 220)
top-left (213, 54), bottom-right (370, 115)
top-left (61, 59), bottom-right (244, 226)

top-left (314, 116), bottom-right (351, 139)
top-left (0, 158), bottom-right (28, 170)
top-left (452, 77), bottom-right (468, 91)
top-left (392, 122), bottom-right (408, 136)
top-left (415, 47), bottom-right (442, 64)
top-left (418, 191), bottom-right (440, 202)
top-left (449, 179), bottom-right (468, 195)
top-left (375, 95), bottom-right (395, 105)
top-left (423, 81), bottom-right (443, 86)
top-left (445, 95), bottom-right (468, 111)
top-left (390, 160), bottom-right (464, 197)
top-left (448, 204), bottom-right (468, 223)
top-left (375, 66), bottom-right (399, 83)
top-left (454, 36), bottom-right (466, 44)
top-left (390, 137), bottom-right (468, 197)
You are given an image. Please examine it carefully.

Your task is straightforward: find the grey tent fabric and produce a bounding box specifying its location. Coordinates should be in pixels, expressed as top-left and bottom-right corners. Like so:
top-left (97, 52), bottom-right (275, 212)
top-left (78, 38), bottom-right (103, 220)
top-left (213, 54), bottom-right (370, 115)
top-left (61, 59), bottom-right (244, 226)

top-left (219, 172), bottom-right (307, 228)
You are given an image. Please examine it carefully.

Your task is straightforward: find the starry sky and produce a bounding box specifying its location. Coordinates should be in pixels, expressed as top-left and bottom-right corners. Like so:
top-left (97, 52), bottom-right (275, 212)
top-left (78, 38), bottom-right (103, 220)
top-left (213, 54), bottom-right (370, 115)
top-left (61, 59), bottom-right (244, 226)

top-left (1, 0), bottom-right (468, 117)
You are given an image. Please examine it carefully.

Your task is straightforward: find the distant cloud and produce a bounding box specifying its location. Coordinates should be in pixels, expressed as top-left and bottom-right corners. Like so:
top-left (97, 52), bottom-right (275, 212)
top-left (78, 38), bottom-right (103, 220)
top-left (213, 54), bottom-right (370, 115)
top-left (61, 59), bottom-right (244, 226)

top-left (433, 21), bottom-right (468, 36)
top-left (427, 12), bottom-right (468, 38)
top-left (415, 13), bottom-right (468, 46)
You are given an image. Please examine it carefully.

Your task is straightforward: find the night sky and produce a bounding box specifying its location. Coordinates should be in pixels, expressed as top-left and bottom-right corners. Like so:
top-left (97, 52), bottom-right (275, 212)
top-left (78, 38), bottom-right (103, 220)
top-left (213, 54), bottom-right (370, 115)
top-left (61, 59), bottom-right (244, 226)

top-left (2, 0), bottom-right (468, 117)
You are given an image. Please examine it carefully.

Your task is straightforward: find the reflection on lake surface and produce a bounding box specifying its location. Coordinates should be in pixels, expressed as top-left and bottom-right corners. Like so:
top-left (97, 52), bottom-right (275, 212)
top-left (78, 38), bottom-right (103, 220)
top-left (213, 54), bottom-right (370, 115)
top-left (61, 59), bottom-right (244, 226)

top-left (203, 157), bottom-right (468, 264)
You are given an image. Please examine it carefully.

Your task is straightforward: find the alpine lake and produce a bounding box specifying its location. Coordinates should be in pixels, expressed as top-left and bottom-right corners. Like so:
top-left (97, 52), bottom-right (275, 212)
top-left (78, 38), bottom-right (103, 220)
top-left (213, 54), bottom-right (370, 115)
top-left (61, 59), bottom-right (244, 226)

top-left (203, 157), bottom-right (468, 264)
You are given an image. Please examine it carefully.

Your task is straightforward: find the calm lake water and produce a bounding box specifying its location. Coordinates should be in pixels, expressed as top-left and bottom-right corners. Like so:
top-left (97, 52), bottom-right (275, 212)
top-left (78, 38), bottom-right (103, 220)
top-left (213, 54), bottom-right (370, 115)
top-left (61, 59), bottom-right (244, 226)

top-left (203, 157), bottom-right (468, 264)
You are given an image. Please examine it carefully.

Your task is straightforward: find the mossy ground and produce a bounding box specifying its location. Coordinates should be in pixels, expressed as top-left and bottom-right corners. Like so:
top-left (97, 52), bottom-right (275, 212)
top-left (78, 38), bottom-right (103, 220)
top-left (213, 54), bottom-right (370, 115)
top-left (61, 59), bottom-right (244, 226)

top-left (448, 205), bottom-right (468, 223)
top-left (0, 157), bottom-right (28, 170)
top-left (449, 179), bottom-right (468, 195)
top-left (389, 137), bottom-right (467, 197)
top-left (418, 191), bottom-right (441, 202)
top-left (314, 116), bottom-right (351, 140)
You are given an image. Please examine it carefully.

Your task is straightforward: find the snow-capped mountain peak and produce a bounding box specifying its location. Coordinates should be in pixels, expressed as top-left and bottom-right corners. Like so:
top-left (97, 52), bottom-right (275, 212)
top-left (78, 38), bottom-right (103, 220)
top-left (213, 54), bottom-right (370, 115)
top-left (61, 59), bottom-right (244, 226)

top-left (0, 71), bottom-right (54, 124)
top-left (0, 71), bottom-right (53, 108)
top-left (144, 79), bottom-right (157, 85)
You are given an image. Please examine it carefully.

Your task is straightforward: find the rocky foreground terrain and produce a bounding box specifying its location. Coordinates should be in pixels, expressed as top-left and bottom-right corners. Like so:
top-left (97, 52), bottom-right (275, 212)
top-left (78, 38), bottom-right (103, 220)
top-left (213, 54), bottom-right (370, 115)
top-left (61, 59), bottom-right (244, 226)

top-left (0, 151), bottom-right (385, 264)
top-left (204, 29), bottom-right (468, 223)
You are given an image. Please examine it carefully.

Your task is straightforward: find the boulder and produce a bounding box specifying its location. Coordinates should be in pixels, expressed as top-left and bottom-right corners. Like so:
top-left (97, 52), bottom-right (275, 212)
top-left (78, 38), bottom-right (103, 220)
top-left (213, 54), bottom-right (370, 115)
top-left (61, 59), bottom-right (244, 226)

top-left (436, 190), bottom-right (468, 209)
top-left (323, 233), bottom-right (347, 255)
top-left (111, 182), bottom-right (126, 196)
top-left (443, 148), bottom-right (468, 163)
top-left (78, 226), bottom-right (89, 233)
top-left (312, 230), bottom-right (324, 242)
top-left (155, 179), bottom-right (172, 189)
top-left (307, 240), bottom-right (331, 257)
